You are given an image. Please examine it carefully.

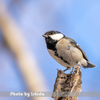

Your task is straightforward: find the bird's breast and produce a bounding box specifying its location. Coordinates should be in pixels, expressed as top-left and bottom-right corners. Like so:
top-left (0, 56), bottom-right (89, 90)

top-left (47, 49), bottom-right (71, 68)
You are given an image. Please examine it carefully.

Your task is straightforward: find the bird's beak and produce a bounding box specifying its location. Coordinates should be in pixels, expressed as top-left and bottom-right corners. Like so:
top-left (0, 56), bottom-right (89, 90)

top-left (42, 35), bottom-right (48, 38)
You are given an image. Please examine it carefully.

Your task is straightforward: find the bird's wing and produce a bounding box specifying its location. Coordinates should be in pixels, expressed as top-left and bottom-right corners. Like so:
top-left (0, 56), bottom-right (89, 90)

top-left (66, 37), bottom-right (89, 61)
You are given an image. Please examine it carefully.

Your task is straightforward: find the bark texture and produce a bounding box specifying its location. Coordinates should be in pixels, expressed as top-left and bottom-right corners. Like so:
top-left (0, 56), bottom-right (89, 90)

top-left (52, 67), bottom-right (82, 100)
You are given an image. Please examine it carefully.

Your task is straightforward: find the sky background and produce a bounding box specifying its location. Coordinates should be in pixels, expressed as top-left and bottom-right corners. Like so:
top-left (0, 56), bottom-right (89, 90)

top-left (0, 0), bottom-right (100, 100)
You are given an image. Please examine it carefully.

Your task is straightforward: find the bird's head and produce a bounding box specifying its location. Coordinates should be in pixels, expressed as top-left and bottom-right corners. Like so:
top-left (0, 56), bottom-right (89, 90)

top-left (42, 31), bottom-right (64, 44)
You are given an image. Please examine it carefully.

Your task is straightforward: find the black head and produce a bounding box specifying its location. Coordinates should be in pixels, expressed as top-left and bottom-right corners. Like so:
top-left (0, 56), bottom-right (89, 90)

top-left (42, 31), bottom-right (64, 44)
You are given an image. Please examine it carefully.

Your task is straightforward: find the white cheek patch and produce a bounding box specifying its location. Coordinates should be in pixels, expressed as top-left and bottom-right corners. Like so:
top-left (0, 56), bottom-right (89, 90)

top-left (50, 34), bottom-right (64, 40)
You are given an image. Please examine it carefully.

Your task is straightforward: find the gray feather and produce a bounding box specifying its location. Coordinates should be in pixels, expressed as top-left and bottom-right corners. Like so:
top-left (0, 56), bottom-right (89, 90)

top-left (65, 37), bottom-right (89, 61)
top-left (83, 61), bottom-right (96, 68)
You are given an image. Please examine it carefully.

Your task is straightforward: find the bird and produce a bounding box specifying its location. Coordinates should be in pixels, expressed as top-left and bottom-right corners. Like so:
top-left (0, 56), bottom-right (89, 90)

top-left (42, 31), bottom-right (96, 73)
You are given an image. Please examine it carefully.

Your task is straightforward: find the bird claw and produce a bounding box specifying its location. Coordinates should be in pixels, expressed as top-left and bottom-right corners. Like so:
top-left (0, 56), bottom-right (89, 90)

top-left (69, 62), bottom-right (81, 74)
top-left (70, 68), bottom-right (74, 74)
top-left (63, 68), bottom-right (68, 72)
top-left (70, 70), bottom-right (73, 74)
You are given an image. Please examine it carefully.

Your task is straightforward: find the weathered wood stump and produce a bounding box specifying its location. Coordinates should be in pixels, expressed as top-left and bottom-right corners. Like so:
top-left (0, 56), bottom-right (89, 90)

top-left (52, 67), bottom-right (82, 100)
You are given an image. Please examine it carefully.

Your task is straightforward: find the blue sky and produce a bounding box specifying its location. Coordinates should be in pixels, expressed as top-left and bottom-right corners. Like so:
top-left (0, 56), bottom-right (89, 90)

top-left (0, 0), bottom-right (100, 100)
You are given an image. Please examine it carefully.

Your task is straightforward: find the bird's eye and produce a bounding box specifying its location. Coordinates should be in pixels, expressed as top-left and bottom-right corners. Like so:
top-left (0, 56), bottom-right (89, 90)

top-left (50, 32), bottom-right (53, 35)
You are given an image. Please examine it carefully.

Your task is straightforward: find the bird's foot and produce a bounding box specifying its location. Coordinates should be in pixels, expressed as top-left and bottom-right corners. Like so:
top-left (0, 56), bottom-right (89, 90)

top-left (70, 62), bottom-right (81, 74)
top-left (63, 67), bottom-right (71, 72)
top-left (63, 68), bottom-right (68, 72)
top-left (70, 67), bottom-right (74, 74)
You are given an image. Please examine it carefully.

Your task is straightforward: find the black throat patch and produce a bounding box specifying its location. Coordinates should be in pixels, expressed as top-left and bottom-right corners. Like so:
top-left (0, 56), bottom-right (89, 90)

top-left (47, 42), bottom-right (57, 50)
top-left (45, 37), bottom-right (57, 50)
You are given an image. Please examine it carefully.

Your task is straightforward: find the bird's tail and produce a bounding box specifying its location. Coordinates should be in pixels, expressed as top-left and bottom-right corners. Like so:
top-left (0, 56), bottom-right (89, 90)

top-left (83, 61), bottom-right (96, 68)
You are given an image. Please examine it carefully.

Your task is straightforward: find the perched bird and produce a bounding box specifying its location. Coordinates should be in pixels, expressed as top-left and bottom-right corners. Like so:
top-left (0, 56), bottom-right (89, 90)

top-left (42, 31), bottom-right (96, 73)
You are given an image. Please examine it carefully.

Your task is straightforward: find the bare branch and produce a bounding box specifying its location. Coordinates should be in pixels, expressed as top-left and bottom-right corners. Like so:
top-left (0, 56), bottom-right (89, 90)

top-left (0, 1), bottom-right (49, 100)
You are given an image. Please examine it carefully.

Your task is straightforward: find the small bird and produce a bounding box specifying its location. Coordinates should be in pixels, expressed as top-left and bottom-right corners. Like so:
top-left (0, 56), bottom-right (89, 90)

top-left (42, 31), bottom-right (96, 73)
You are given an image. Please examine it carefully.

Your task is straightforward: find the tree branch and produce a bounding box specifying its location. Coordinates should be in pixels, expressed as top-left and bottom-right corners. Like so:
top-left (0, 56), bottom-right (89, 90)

top-left (0, 1), bottom-right (49, 100)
